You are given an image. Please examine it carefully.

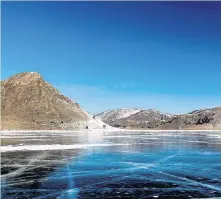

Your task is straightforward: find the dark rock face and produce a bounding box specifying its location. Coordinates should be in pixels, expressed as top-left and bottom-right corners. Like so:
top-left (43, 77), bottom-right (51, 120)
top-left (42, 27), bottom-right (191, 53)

top-left (97, 107), bottom-right (221, 130)
top-left (1, 72), bottom-right (90, 130)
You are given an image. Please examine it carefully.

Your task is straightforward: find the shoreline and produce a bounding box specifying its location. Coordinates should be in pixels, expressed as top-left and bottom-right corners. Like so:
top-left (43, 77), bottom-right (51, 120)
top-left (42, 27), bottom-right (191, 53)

top-left (1, 129), bottom-right (221, 133)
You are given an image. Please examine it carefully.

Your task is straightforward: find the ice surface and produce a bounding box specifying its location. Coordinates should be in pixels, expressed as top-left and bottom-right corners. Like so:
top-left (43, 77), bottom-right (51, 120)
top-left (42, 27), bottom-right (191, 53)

top-left (1, 143), bottom-right (129, 152)
top-left (1, 131), bottom-right (221, 199)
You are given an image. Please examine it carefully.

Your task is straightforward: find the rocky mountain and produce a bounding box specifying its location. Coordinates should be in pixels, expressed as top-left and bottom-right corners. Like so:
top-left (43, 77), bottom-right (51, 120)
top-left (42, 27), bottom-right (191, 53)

top-left (96, 107), bottom-right (221, 130)
top-left (1, 72), bottom-right (110, 130)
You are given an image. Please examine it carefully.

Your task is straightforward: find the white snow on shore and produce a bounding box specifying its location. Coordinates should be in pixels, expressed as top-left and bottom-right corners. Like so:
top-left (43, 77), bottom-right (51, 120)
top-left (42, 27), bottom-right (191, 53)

top-left (60, 118), bottom-right (120, 131)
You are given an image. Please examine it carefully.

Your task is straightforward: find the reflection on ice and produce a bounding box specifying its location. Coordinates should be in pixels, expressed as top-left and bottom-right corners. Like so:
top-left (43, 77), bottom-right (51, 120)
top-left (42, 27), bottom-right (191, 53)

top-left (1, 131), bottom-right (221, 198)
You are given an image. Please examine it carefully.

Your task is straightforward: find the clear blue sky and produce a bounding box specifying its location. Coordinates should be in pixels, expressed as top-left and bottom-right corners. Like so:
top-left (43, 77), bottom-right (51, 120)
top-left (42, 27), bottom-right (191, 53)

top-left (2, 2), bottom-right (221, 114)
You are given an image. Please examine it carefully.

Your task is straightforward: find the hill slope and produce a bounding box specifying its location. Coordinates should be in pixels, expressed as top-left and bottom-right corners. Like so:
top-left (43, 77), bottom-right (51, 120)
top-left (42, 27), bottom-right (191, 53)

top-left (1, 72), bottom-right (109, 130)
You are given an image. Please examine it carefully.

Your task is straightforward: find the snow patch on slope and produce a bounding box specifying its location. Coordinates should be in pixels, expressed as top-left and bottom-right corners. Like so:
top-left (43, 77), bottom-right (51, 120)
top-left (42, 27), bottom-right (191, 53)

top-left (96, 108), bottom-right (142, 121)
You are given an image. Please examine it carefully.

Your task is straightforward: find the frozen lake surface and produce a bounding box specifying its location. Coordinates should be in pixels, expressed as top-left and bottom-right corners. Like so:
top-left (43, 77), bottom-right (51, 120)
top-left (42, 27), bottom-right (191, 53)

top-left (1, 131), bottom-right (221, 199)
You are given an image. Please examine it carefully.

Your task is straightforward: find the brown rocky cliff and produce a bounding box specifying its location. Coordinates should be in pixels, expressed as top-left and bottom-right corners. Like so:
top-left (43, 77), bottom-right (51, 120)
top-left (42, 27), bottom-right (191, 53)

top-left (1, 72), bottom-right (90, 130)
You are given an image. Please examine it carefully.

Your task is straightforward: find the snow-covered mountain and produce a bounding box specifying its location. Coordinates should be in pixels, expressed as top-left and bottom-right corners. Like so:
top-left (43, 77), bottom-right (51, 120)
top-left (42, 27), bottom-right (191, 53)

top-left (96, 107), bottom-right (221, 130)
top-left (96, 108), bottom-right (173, 128)
top-left (96, 108), bottom-right (142, 122)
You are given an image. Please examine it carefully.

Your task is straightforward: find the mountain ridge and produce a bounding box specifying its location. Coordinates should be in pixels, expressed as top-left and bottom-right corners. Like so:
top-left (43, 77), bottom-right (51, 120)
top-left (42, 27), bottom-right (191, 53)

top-left (96, 107), bottom-right (221, 130)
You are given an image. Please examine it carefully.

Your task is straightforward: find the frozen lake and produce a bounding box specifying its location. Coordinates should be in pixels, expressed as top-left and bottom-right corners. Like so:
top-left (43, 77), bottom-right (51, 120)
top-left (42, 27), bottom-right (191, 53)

top-left (1, 131), bottom-right (221, 199)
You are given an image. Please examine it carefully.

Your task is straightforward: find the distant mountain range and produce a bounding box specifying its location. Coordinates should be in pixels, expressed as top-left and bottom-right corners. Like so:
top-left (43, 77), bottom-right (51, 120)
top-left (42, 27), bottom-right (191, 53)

top-left (1, 72), bottom-right (110, 130)
top-left (96, 107), bottom-right (221, 130)
top-left (1, 72), bottom-right (220, 130)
